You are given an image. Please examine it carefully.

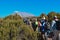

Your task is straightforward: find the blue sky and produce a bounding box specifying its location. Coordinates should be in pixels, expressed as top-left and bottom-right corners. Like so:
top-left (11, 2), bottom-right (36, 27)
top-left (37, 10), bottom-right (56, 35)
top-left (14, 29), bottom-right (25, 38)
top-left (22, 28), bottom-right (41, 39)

top-left (0, 0), bottom-right (60, 18)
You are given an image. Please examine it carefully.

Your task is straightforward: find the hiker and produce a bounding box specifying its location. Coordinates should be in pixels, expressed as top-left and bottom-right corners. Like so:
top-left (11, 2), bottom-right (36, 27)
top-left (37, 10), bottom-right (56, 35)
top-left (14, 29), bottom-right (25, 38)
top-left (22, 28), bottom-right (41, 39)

top-left (27, 19), bottom-right (31, 25)
top-left (31, 19), bottom-right (37, 31)
top-left (40, 16), bottom-right (46, 33)
top-left (44, 20), bottom-right (51, 40)
top-left (29, 19), bottom-right (32, 27)
top-left (51, 16), bottom-right (60, 40)
top-left (35, 19), bottom-right (38, 31)
top-left (27, 19), bottom-right (32, 26)
top-left (23, 18), bottom-right (28, 25)
top-left (38, 20), bottom-right (42, 32)
top-left (50, 16), bottom-right (58, 32)
top-left (31, 21), bottom-right (35, 31)
top-left (40, 16), bottom-right (47, 40)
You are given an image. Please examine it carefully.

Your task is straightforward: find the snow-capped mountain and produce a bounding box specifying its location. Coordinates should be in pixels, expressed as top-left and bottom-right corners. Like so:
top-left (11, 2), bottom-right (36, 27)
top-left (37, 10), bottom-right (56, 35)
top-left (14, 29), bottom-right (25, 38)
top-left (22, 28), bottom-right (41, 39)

top-left (13, 11), bottom-right (35, 18)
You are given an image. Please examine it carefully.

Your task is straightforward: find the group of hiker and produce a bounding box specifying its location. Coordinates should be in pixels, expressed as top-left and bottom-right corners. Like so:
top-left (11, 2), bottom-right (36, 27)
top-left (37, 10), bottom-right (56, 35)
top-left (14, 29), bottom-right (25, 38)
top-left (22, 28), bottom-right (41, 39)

top-left (23, 16), bottom-right (60, 40)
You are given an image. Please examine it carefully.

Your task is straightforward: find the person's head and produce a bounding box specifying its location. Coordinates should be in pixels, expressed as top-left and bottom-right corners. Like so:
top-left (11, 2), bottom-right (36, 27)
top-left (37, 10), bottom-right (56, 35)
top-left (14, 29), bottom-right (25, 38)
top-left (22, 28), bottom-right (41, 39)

top-left (30, 19), bottom-right (32, 21)
top-left (42, 16), bottom-right (46, 20)
top-left (54, 16), bottom-right (57, 19)
top-left (54, 16), bottom-right (58, 21)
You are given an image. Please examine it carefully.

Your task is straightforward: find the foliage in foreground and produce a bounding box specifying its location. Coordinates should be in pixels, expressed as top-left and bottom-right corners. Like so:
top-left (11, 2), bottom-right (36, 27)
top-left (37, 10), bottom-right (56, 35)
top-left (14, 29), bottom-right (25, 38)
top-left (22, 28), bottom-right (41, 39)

top-left (0, 14), bottom-right (38, 40)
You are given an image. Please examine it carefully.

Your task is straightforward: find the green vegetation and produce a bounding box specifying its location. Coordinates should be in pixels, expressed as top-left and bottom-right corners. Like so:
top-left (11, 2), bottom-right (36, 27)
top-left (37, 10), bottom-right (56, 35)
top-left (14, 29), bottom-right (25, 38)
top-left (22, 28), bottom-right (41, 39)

top-left (38, 12), bottom-right (60, 22)
top-left (0, 12), bottom-right (60, 40)
top-left (0, 14), bottom-right (37, 40)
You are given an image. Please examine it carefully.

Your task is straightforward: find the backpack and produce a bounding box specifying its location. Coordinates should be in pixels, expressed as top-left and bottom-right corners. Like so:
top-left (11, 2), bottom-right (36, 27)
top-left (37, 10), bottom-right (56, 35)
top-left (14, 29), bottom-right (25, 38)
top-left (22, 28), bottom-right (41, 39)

top-left (45, 22), bottom-right (50, 30)
top-left (56, 20), bottom-right (60, 30)
top-left (41, 20), bottom-right (46, 32)
top-left (41, 20), bottom-right (49, 32)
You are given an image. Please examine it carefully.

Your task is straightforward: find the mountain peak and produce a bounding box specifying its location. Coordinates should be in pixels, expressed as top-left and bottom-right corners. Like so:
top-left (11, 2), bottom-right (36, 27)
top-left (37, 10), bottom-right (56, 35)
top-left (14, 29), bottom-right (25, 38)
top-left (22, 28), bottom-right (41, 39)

top-left (13, 11), bottom-right (35, 18)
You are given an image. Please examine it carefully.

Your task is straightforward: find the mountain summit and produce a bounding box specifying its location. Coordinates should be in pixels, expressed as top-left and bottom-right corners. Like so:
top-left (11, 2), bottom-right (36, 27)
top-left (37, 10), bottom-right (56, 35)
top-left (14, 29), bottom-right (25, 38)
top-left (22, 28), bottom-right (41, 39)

top-left (13, 11), bottom-right (35, 18)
